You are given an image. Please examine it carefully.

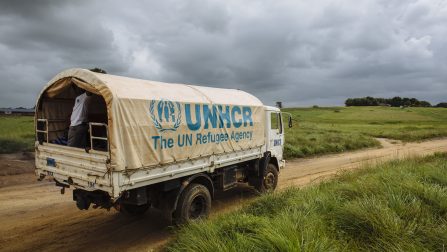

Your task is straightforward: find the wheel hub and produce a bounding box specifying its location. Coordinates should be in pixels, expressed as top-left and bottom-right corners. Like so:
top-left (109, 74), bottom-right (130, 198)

top-left (189, 195), bottom-right (206, 219)
top-left (264, 172), bottom-right (275, 189)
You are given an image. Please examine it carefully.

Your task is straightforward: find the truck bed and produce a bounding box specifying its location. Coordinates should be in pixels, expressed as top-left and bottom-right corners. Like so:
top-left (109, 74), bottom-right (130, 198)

top-left (35, 142), bottom-right (264, 198)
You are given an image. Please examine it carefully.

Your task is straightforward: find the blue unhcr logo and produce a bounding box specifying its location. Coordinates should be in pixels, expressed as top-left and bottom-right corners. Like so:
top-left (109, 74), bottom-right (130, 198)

top-left (150, 99), bottom-right (182, 132)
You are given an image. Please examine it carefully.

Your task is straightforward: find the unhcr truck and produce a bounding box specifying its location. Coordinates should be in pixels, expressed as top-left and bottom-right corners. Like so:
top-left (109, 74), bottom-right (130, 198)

top-left (35, 68), bottom-right (292, 223)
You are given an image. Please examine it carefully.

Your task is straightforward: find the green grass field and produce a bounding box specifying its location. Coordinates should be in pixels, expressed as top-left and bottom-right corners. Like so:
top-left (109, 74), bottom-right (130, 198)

top-left (0, 116), bottom-right (35, 153)
top-left (167, 153), bottom-right (447, 251)
top-left (283, 106), bottom-right (447, 158)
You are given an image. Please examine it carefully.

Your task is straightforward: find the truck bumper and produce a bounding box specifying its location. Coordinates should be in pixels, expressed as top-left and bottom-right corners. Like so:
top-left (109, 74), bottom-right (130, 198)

top-left (280, 159), bottom-right (286, 169)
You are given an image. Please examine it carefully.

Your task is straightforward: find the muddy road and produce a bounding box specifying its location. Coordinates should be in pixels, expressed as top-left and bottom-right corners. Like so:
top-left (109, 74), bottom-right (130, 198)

top-left (0, 138), bottom-right (446, 251)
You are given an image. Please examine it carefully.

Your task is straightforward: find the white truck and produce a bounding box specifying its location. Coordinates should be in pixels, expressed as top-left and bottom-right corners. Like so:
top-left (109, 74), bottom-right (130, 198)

top-left (35, 68), bottom-right (292, 223)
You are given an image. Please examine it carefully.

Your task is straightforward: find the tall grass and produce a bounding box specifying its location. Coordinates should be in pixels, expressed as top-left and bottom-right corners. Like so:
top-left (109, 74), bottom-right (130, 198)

top-left (0, 116), bottom-right (34, 153)
top-left (167, 153), bottom-right (447, 251)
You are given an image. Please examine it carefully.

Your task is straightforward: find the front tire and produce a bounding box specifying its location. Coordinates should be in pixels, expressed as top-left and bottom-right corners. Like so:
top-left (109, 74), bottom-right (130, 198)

top-left (174, 183), bottom-right (211, 225)
top-left (254, 163), bottom-right (279, 193)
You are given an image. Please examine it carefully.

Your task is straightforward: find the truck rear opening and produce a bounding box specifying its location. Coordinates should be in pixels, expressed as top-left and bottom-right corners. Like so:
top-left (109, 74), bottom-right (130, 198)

top-left (35, 78), bottom-right (113, 208)
top-left (35, 81), bottom-right (108, 151)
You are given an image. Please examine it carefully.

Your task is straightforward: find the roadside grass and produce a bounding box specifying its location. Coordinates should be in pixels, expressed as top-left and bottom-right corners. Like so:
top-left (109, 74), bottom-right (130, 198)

top-left (283, 106), bottom-right (447, 158)
top-left (0, 116), bottom-right (34, 153)
top-left (284, 124), bottom-right (381, 158)
top-left (167, 153), bottom-right (447, 252)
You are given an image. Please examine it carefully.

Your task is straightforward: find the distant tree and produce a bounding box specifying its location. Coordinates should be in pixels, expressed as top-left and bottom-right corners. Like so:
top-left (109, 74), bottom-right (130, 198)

top-left (390, 96), bottom-right (402, 107)
top-left (402, 97), bottom-right (411, 106)
top-left (366, 96), bottom-right (378, 106)
top-left (376, 97), bottom-right (387, 105)
top-left (345, 96), bottom-right (432, 107)
top-left (417, 101), bottom-right (432, 107)
top-left (345, 98), bottom-right (353, 106)
top-left (436, 102), bottom-right (447, 108)
top-left (89, 68), bottom-right (107, 74)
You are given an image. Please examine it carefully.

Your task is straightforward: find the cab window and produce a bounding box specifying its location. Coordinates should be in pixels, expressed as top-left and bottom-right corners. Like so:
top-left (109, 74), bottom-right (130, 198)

top-left (270, 112), bottom-right (282, 134)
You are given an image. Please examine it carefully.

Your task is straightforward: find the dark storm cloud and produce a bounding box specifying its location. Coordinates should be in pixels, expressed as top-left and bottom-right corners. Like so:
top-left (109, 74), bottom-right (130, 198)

top-left (0, 0), bottom-right (446, 107)
top-left (0, 0), bottom-right (128, 107)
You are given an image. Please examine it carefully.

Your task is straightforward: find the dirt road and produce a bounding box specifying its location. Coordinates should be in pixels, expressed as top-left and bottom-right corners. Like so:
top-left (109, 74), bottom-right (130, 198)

top-left (0, 138), bottom-right (446, 251)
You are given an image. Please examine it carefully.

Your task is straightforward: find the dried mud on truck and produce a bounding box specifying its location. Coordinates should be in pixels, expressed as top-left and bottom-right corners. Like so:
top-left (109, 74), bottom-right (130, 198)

top-left (34, 68), bottom-right (292, 224)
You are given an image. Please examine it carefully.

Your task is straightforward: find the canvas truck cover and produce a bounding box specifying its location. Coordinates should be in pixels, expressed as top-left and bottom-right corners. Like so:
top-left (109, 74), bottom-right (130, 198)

top-left (37, 68), bottom-right (265, 171)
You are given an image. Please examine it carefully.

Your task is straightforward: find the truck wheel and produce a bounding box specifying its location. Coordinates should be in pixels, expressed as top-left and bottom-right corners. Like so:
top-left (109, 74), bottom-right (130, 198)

top-left (174, 183), bottom-right (211, 225)
top-left (255, 163), bottom-right (278, 193)
top-left (120, 203), bottom-right (149, 216)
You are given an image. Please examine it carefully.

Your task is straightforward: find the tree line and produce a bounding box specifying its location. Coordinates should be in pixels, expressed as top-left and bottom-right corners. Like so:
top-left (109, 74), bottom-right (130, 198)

top-left (344, 96), bottom-right (447, 107)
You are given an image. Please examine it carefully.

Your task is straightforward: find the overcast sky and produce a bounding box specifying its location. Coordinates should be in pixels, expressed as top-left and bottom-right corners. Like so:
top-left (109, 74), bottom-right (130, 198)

top-left (0, 0), bottom-right (446, 107)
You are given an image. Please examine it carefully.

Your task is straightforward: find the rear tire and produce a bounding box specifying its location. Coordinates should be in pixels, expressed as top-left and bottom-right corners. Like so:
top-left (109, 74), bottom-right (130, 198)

top-left (254, 163), bottom-right (278, 193)
top-left (174, 183), bottom-right (211, 225)
top-left (120, 203), bottom-right (149, 216)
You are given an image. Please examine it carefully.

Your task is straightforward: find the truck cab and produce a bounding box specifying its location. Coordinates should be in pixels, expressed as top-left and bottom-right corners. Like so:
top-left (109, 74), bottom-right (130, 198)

top-left (265, 106), bottom-right (286, 169)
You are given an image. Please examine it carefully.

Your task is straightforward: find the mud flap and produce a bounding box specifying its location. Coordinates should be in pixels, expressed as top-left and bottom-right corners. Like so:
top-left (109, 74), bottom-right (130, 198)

top-left (248, 152), bottom-right (271, 187)
top-left (259, 152), bottom-right (271, 176)
top-left (158, 189), bottom-right (180, 223)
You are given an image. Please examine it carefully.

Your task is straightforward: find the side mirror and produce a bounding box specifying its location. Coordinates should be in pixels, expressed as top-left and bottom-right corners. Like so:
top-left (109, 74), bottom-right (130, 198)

top-left (288, 116), bottom-right (293, 128)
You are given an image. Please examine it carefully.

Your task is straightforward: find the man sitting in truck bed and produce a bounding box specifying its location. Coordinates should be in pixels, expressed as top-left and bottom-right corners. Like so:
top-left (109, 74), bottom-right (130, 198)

top-left (67, 86), bottom-right (92, 148)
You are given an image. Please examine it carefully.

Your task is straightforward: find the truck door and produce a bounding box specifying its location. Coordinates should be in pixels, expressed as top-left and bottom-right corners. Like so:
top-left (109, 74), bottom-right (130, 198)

top-left (268, 111), bottom-right (284, 161)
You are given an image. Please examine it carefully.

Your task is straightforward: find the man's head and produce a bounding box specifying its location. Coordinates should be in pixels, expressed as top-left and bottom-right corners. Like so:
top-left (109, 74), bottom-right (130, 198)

top-left (72, 85), bottom-right (83, 95)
